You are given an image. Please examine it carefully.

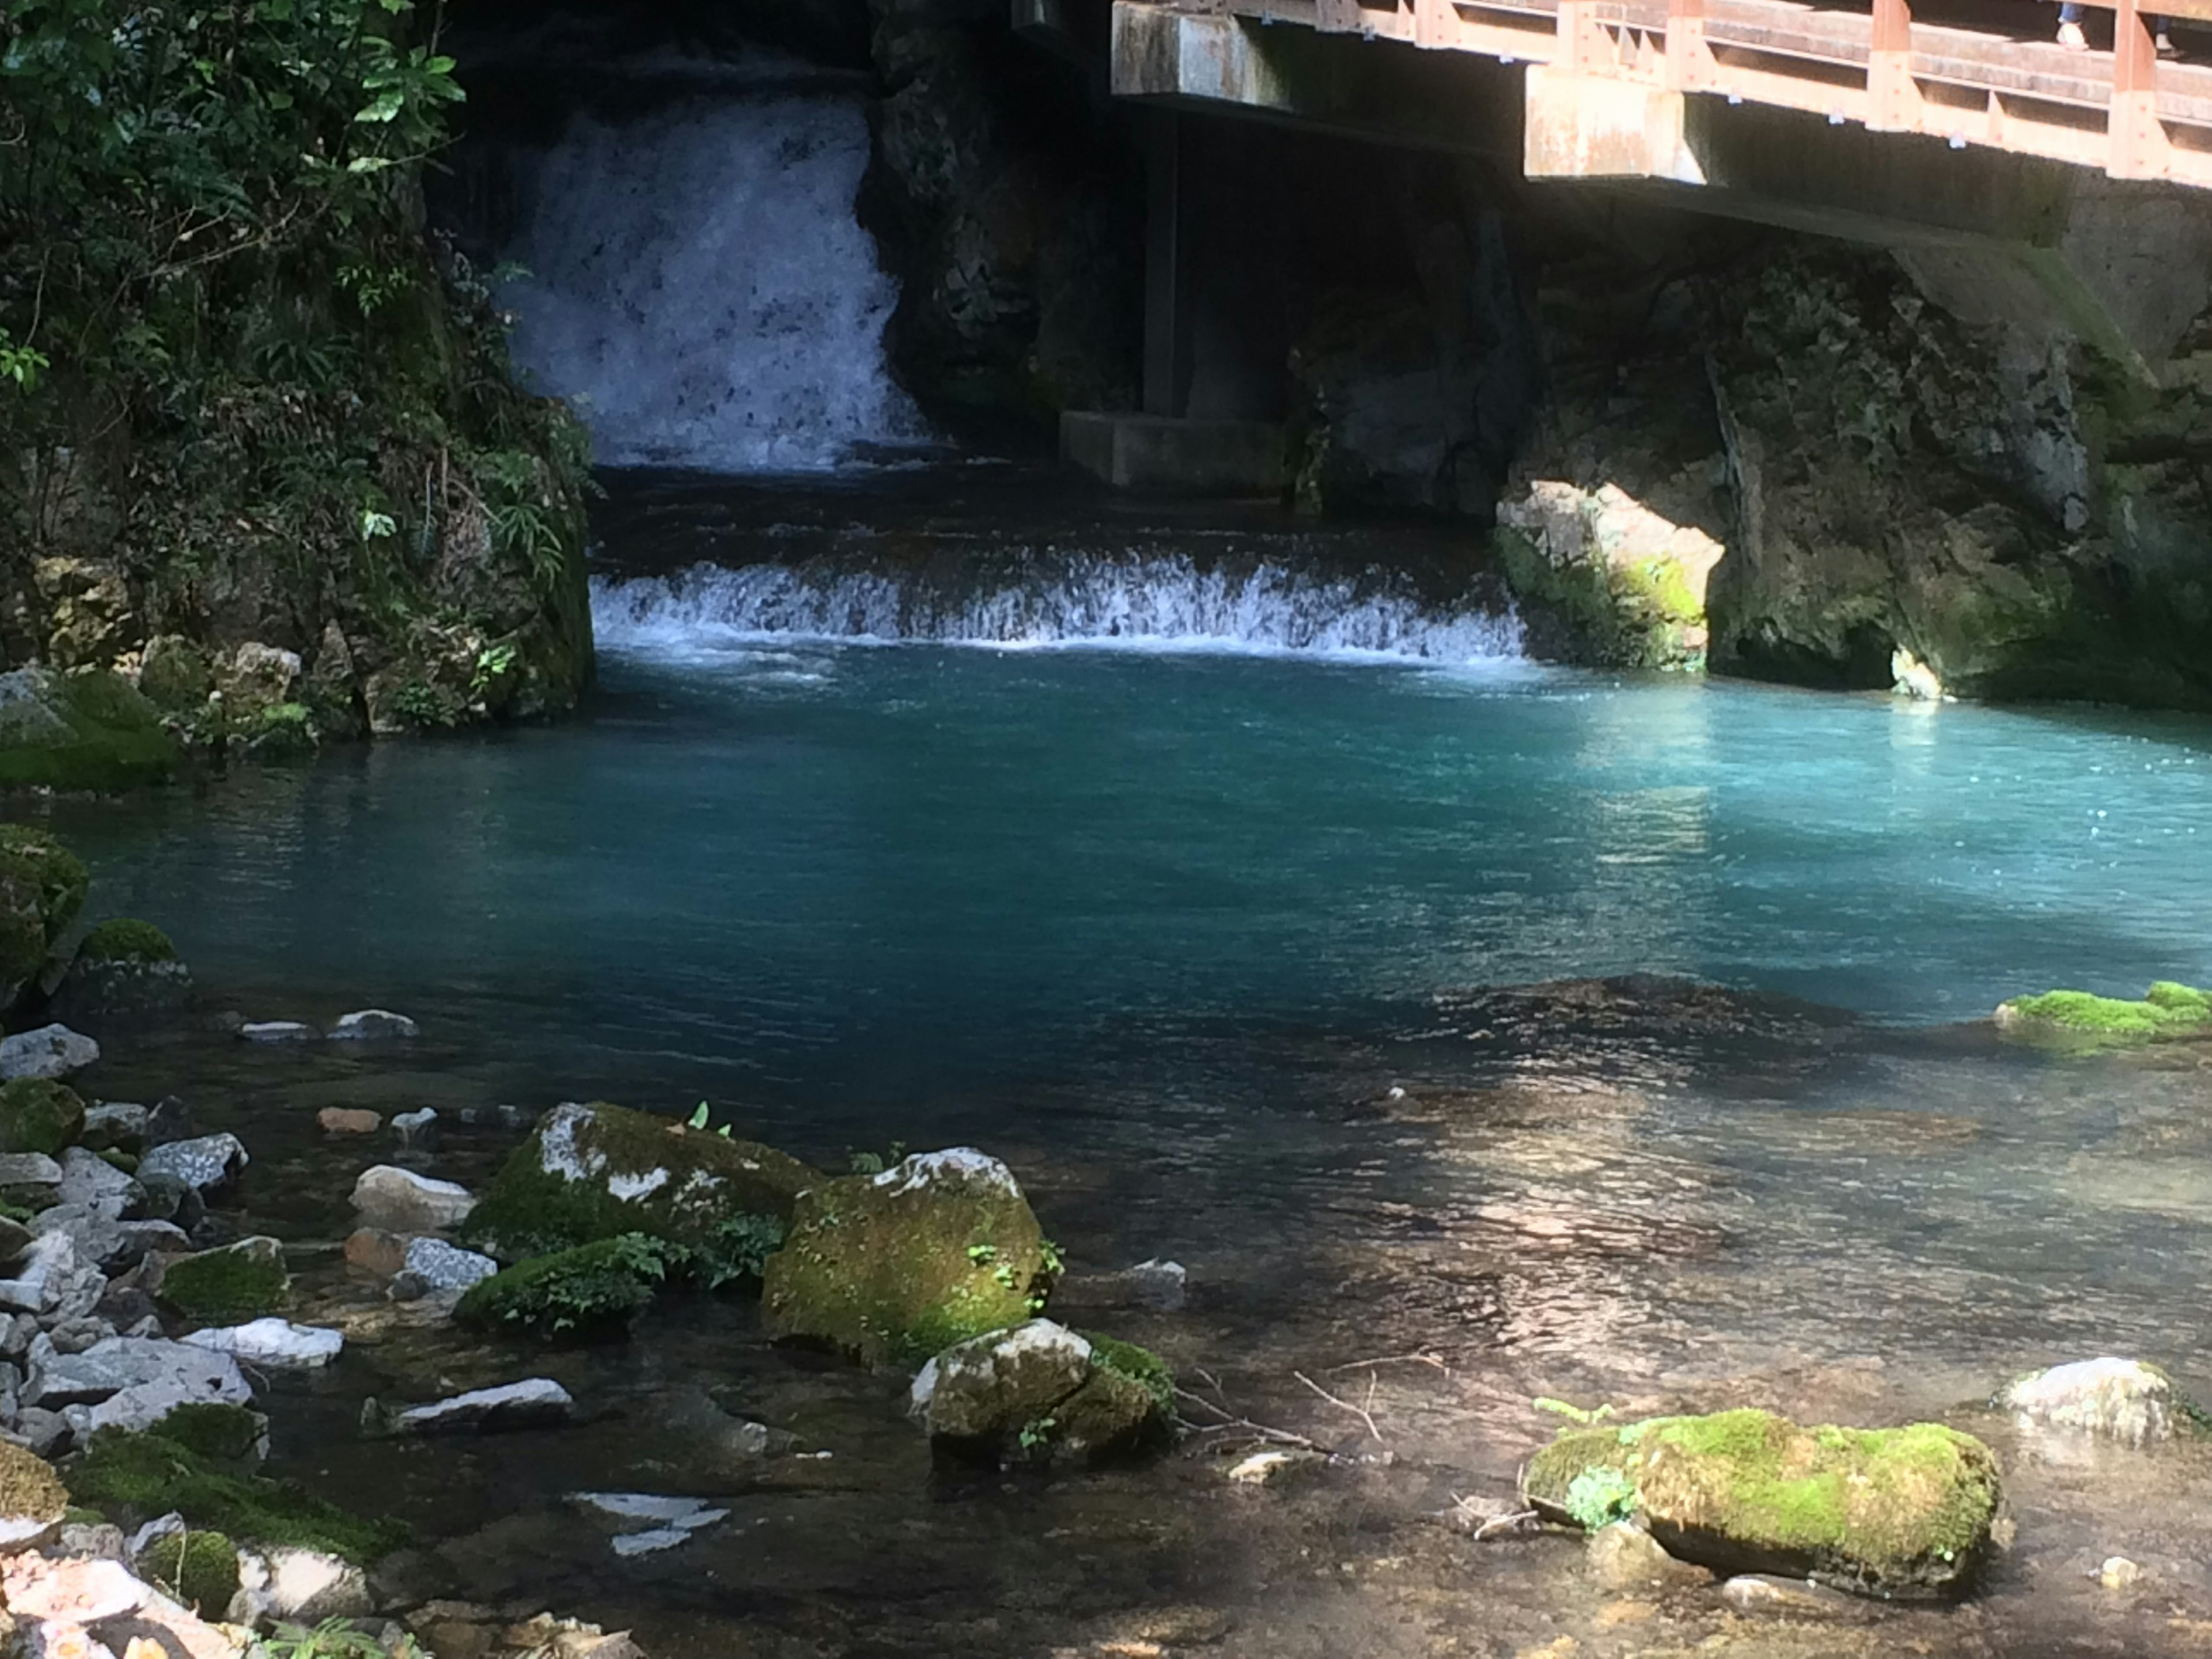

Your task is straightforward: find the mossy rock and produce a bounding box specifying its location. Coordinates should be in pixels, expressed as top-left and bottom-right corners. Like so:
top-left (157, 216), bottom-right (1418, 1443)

top-left (0, 824), bottom-right (89, 1003)
top-left (69, 1425), bottom-right (405, 1562)
top-left (140, 1528), bottom-right (241, 1615)
top-left (1522, 1408), bottom-right (2001, 1600)
top-left (152, 1403), bottom-right (267, 1465)
top-left (157, 1237), bottom-right (289, 1322)
top-left (1995, 982), bottom-right (2212, 1049)
top-left (1494, 503), bottom-right (1717, 673)
top-left (0, 1438), bottom-right (69, 1532)
top-left (0, 1079), bottom-right (86, 1156)
top-left (0, 668), bottom-right (179, 794)
top-left (461, 1100), bottom-right (816, 1281)
top-left (455, 1233), bottom-right (672, 1340)
top-left (75, 918), bottom-right (179, 964)
top-left (762, 1149), bottom-right (1058, 1368)
top-left (911, 1319), bottom-right (1173, 1466)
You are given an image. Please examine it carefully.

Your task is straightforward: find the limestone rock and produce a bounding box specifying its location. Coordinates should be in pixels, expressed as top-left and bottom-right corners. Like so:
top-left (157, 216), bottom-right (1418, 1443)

top-left (1995, 1357), bottom-right (2186, 1447)
top-left (463, 1100), bottom-right (813, 1267)
top-left (1720, 1573), bottom-right (1881, 1621)
top-left (391, 1107), bottom-right (437, 1151)
top-left (761, 1147), bottom-right (1055, 1366)
top-left (0, 1233), bottom-right (85, 1315)
top-left (236, 1546), bottom-right (370, 1622)
top-left (1497, 479), bottom-right (1722, 670)
top-left (0, 1025), bottom-right (101, 1083)
top-left (1589, 1522), bottom-right (1702, 1589)
top-left (180, 1319), bottom-right (342, 1369)
top-left (317, 1108), bottom-right (381, 1135)
top-left (238, 1021), bottom-right (316, 1043)
top-left (351, 1165), bottom-right (474, 1233)
top-left (136, 1134), bottom-right (246, 1196)
top-left (0, 1152), bottom-right (64, 1190)
top-left (1523, 1408), bottom-right (2001, 1600)
top-left (907, 1319), bottom-right (1172, 1465)
top-left (366, 1377), bottom-right (574, 1437)
top-left (393, 1237), bottom-right (497, 1295)
top-left (81, 1103), bottom-right (149, 1154)
top-left (328, 1009), bottom-right (418, 1040)
top-left (31, 1335), bottom-right (251, 1419)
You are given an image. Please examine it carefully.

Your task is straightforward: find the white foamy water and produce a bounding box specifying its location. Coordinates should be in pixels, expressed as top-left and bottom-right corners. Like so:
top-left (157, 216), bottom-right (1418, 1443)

top-left (500, 93), bottom-right (925, 471)
top-left (591, 558), bottom-right (1524, 661)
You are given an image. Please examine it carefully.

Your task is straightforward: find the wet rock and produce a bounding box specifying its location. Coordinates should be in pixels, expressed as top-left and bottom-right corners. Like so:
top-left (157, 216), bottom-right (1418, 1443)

top-left (1719, 1574), bottom-right (1881, 1621)
top-left (1226, 1448), bottom-right (1324, 1485)
top-left (762, 1147), bottom-right (1055, 1366)
top-left (1497, 480), bottom-right (1721, 670)
top-left (1995, 982), bottom-right (2212, 1050)
top-left (392, 1237), bottom-right (497, 1296)
top-left (137, 1133), bottom-right (247, 1197)
top-left (1589, 1522), bottom-right (1703, 1589)
top-left (328, 1009), bottom-right (419, 1040)
top-left (238, 1020), bottom-right (317, 1043)
top-left (236, 1545), bottom-right (371, 1622)
top-left (463, 1099), bottom-right (814, 1266)
top-left (343, 1228), bottom-right (407, 1278)
top-left (0, 1024), bottom-right (100, 1082)
top-left (908, 1319), bottom-right (1171, 1465)
top-left (79, 1102), bottom-right (149, 1154)
top-left (574, 1493), bottom-right (729, 1556)
top-left (391, 1107), bottom-right (438, 1151)
top-left (1994, 1357), bottom-right (2186, 1447)
top-left (132, 1172), bottom-right (202, 1233)
top-left (154, 1236), bottom-right (288, 1323)
top-left (317, 1108), bottom-right (382, 1136)
top-left (142, 1096), bottom-right (195, 1149)
top-left (364, 1377), bottom-right (574, 1437)
top-left (180, 1319), bottom-right (342, 1369)
top-left (1124, 1257), bottom-right (1187, 1312)
top-left (0, 825), bottom-right (89, 1008)
top-left (55, 922), bottom-right (192, 1021)
top-left (1524, 1408), bottom-right (2001, 1600)
top-left (351, 1165), bottom-right (473, 1233)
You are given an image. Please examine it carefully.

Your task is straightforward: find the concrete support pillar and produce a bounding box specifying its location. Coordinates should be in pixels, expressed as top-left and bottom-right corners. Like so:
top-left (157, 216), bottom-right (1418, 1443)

top-left (1142, 110), bottom-right (1194, 417)
top-left (1521, 65), bottom-right (1705, 185)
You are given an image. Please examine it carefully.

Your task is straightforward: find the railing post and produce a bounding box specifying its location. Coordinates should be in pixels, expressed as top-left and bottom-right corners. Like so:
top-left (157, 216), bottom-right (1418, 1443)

top-left (1558, 0), bottom-right (1600, 71)
top-left (1665, 0), bottom-right (1713, 90)
top-left (2109, 0), bottom-right (2169, 177)
top-left (1414, 0), bottom-right (1455, 49)
top-left (1865, 0), bottom-right (1919, 131)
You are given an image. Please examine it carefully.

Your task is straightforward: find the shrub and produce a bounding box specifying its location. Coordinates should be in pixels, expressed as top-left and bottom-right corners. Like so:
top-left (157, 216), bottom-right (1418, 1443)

top-left (455, 1234), bottom-right (672, 1340)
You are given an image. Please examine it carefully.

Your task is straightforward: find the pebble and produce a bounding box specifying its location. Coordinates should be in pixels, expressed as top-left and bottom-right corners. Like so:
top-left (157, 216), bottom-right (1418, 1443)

top-left (318, 1108), bottom-right (383, 1136)
top-left (2100, 1555), bottom-right (2144, 1590)
top-left (137, 1132), bottom-right (248, 1195)
top-left (351, 1165), bottom-right (474, 1233)
top-left (181, 1318), bottom-right (343, 1369)
top-left (329, 1009), bottom-right (420, 1040)
top-left (240, 1020), bottom-right (318, 1043)
top-left (0, 1024), bottom-right (100, 1081)
top-left (1588, 1522), bottom-right (1699, 1588)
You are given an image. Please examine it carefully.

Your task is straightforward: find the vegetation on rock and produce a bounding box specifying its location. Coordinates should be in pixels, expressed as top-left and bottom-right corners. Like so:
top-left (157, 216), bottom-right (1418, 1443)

top-left (454, 1233), bottom-right (672, 1340)
top-left (151, 1403), bottom-right (267, 1465)
top-left (0, 1078), bottom-right (86, 1156)
top-left (763, 1149), bottom-right (1058, 1367)
top-left (158, 1239), bottom-right (290, 1322)
top-left (0, 669), bottom-right (180, 793)
top-left (71, 1424), bottom-right (406, 1560)
top-left (76, 917), bottom-right (180, 964)
top-left (1523, 1407), bottom-right (2002, 1600)
top-left (0, 824), bottom-right (89, 1002)
top-left (140, 1527), bottom-right (242, 1615)
top-left (0, 1439), bottom-right (70, 1525)
top-left (1996, 982), bottom-right (2212, 1047)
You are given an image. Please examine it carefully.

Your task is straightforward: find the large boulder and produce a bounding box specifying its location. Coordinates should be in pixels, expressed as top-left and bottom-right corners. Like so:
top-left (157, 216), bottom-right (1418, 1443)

top-left (0, 666), bottom-right (179, 793)
top-left (0, 1023), bottom-right (100, 1081)
top-left (1994, 1357), bottom-right (2193, 1447)
top-left (0, 1078), bottom-right (85, 1154)
top-left (55, 918), bottom-right (192, 1021)
top-left (0, 824), bottom-right (89, 1008)
top-left (1523, 1408), bottom-right (2002, 1601)
top-left (908, 1319), bottom-right (1173, 1465)
top-left (463, 1101), bottom-right (816, 1279)
top-left (761, 1148), bottom-right (1058, 1366)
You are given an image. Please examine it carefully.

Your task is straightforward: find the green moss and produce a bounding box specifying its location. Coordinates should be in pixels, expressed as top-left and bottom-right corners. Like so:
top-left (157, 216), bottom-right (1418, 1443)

top-left (0, 1080), bottom-right (86, 1157)
top-left (761, 1153), bottom-right (1057, 1368)
top-left (1083, 1333), bottom-right (1176, 1419)
top-left (1495, 526), bottom-right (1710, 673)
top-left (141, 1528), bottom-right (241, 1615)
top-left (77, 917), bottom-right (179, 964)
top-left (71, 1428), bottom-right (406, 1561)
top-left (158, 1241), bottom-right (289, 1322)
top-left (1524, 1408), bottom-right (2000, 1599)
top-left (1997, 981), bottom-right (2212, 1047)
top-left (460, 1100), bottom-right (816, 1268)
top-left (0, 671), bottom-right (179, 794)
top-left (0, 1439), bottom-right (69, 1524)
top-left (454, 1234), bottom-right (671, 1340)
top-left (153, 1403), bottom-right (264, 1464)
top-left (0, 824), bottom-right (89, 993)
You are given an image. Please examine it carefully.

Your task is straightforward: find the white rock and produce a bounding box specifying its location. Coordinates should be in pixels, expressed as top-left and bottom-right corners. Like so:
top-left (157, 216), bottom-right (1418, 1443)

top-left (2101, 1555), bottom-right (2145, 1590)
top-left (383, 1377), bottom-right (573, 1435)
top-left (572, 1493), bottom-right (728, 1529)
top-left (911, 1319), bottom-right (1092, 1441)
top-left (0, 1552), bottom-right (149, 1623)
top-left (56, 1147), bottom-right (135, 1209)
top-left (1226, 1449), bottom-right (1320, 1485)
top-left (1126, 1258), bottom-right (1187, 1312)
top-left (32, 1335), bottom-right (251, 1411)
top-left (610, 1528), bottom-right (693, 1557)
top-left (180, 1319), bottom-right (342, 1369)
top-left (0, 1232), bottom-right (79, 1315)
top-left (0, 1024), bottom-right (100, 1081)
top-left (239, 1021), bottom-right (317, 1043)
top-left (390, 1108), bottom-right (438, 1150)
top-left (328, 1009), bottom-right (418, 1040)
top-left (1996, 1357), bottom-right (2181, 1448)
top-left (0, 1153), bottom-right (62, 1188)
top-left (127, 1514), bottom-right (187, 1558)
top-left (395, 1237), bottom-right (496, 1294)
top-left (137, 1132), bottom-right (248, 1194)
top-left (350, 1165), bottom-right (474, 1232)
top-left (237, 1546), bottom-right (371, 1621)
top-left (869, 1147), bottom-right (1022, 1199)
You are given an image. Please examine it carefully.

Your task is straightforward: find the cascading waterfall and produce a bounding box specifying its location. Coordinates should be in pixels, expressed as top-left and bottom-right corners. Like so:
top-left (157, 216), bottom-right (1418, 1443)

top-left (592, 556), bottom-right (1525, 661)
top-left (497, 81), bottom-right (926, 472)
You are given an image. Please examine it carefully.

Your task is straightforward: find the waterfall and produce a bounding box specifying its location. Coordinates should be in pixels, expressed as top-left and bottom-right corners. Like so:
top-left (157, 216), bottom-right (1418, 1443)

top-left (592, 557), bottom-right (1525, 662)
top-left (497, 83), bottom-right (925, 472)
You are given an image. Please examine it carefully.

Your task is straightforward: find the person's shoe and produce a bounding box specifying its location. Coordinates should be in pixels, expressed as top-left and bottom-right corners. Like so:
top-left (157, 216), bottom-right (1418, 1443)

top-left (2057, 18), bottom-right (2089, 48)
top-left (2156, 28), bottom-right (2179, 55)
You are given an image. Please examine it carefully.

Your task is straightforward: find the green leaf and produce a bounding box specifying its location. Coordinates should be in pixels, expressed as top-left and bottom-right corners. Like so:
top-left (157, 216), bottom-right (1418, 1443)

top-left (687, 1102), bottom-right (711, 1130)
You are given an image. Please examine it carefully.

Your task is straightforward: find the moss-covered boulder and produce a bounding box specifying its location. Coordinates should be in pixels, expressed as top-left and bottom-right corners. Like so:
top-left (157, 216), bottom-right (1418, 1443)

top-left (1495, 483), bottom-right (1723, 671)
top-left (0, 1078), bottom-right (85, 1156)
top-left (0, 1439), bottom-right (70, 1544)
top-left (56, 916), bottom-right (192, 1020)
top-left (139, 1527), bottom-right (242, 1615)
top-left (1995, 982), bottom-right (2212, 1049)
top-left (762, 1148), bottom-right (1059, 1368)
top-left (0, 667), bottom-right (179, 794)
top-left (70, 1423), bottom-right (406, 1562)
top-left (76, 918), bottom-right (178, 965)
top-left (1523, 1408), bottom-right (2002, 1600)
top-left (0, 823), bottom-right (89, 1006)
top-left (455, 1234), bottom-right (672, 1341)
top-left (907, 1319), bottom-right (1171, 1465)
top-left (461, 1100), bottom-right (816, 1282)
top-left (157, 1237), bottom-right (289, 1323)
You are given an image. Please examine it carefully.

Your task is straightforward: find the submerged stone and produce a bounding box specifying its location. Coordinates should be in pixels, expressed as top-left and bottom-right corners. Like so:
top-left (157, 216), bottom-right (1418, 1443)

top-left (1522, 1407), bottom-right (2002, 1601)
top-left (365, 1377), bottom-right (574, 1437)
top-left (1994, 1357), bottom-right (2192, 1447)
top-left (328, 1008), bottom-right (419, 1040)
top-left (1995, 982), bottom-right (2212, 1048)
top-left (462, 1100), bottom-right (814, 1277)
top-left (761, 1148), bottom-right (1058, 1367)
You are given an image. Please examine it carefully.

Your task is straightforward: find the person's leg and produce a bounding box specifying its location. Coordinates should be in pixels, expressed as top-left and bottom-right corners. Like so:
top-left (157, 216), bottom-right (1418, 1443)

top-left (2057, 2), bottom-right (2088, 49)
